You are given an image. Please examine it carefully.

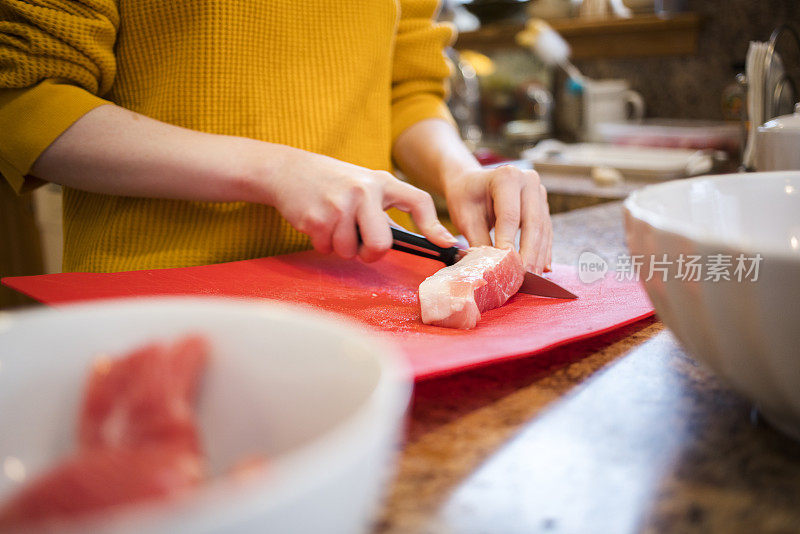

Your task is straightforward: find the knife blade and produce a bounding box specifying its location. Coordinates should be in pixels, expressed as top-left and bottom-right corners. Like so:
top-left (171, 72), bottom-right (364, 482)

top-left (518, 271), bottom-right (578, 299)
top-left (389, 227), bottom-right (578, 299)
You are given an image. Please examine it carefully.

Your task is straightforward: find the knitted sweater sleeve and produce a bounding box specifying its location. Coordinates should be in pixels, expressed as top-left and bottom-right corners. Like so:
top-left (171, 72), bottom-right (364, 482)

top-left (390, 0), bottom-right (457, 145)
top-left (0, 0), bottom-right (117, 193)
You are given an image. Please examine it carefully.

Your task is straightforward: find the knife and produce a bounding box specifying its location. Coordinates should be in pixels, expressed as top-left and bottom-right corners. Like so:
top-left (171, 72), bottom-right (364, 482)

top-left (387, 227), bottom-right (578, 299)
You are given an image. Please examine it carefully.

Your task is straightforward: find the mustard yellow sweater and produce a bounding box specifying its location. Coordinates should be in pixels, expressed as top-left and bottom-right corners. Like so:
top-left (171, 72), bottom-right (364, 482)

top-left (0, 0), bottom-right (454, 272)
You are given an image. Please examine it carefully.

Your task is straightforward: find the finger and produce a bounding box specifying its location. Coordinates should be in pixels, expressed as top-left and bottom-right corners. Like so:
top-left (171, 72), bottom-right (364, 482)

top-left (535, 186), bottom-right (552, 275)
top-left (299, 211), bottom-right (334, 255)
top-left (385, 181), bottom-right (456, 248)
top-left (519, 183), bottom-right (545, 272)
top-left (309, 231), bottom-right (333, 255)
top-left (490, 168), bottom-right (523, 250)
top-left (331, 214), bottom-right (359, 259)
top-left (541, 186), bottom-right (553, 273)
top-left (356, 200), bottom-right (393, 263)
top-left (541, 223), bottom-right (553, 273)
top-left (455, 206), bottom-right (492, 247)
top-left (328, 191), bottom-right (359, 259)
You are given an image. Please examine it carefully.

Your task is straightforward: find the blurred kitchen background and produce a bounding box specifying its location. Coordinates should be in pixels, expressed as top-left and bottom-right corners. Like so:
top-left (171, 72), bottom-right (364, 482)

top-left (437, 0), bottom-right (798, 207)
top-left (2, 0), bottom-right (799, 307)
top-left (444, 0), bottom-right (797, 137)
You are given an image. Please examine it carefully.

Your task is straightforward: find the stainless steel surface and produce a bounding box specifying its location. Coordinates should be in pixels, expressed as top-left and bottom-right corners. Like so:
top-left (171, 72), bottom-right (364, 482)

top-left (764, 25), bottom-right (800, 121)
top-left (741, 24), bottom-right (800, 170)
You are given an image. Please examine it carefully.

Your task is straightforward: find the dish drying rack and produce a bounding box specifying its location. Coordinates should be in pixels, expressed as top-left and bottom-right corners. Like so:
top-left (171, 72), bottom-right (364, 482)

top-left (736, 24), bottom-right (800, 170)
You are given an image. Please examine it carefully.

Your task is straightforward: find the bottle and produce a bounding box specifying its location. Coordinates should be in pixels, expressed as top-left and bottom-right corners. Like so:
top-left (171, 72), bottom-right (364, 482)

top-left (516, 19), bottom-right (585, 85)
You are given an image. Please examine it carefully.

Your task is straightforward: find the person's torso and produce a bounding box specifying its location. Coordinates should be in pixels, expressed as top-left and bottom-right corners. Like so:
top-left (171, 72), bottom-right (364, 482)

top-left (65, 1), bottom-right (403, 272)
top-left (111, 0), bottom-right (399, 168)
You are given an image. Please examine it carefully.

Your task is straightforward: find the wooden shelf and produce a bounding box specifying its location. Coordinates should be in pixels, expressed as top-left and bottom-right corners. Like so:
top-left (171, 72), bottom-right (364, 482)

top-left (454, 13), bottom-right (701, 59)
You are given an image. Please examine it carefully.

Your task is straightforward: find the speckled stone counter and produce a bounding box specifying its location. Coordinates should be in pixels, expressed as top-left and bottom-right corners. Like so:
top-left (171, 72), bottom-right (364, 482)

top-left (549, 201), bottom-right (629, 267)
top-left (375, 202), bottom-right (800, 534)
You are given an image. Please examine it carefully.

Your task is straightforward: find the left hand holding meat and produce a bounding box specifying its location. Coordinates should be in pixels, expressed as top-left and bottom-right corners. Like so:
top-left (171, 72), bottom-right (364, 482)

top-left (443, 165), bottom-right (552, 274)
top-left (393, 119), bottom-right (553, 274)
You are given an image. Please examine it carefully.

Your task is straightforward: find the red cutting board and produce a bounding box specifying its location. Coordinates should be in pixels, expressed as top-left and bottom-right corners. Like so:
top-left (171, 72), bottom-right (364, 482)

top-left (3, 251), bottom-right (653, 380)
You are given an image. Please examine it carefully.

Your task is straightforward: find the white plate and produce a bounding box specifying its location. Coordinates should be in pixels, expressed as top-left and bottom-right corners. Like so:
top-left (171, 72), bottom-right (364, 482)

top-left (523, 140), bottom-right (713, 181)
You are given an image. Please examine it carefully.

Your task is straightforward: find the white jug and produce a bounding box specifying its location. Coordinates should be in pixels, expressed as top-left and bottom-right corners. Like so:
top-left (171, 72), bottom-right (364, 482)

top-left (581, 79), bottom-right (645, 141)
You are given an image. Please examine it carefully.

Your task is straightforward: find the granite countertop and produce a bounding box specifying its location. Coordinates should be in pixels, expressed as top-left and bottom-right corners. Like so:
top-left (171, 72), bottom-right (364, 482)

top-left (375, 202), bottom-right (800, 534)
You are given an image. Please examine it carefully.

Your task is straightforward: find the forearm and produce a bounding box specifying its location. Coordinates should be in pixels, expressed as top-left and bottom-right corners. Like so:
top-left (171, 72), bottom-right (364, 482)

top-left (31, 104), bottom-right (279, 204)
top-left (391, 118), bottom-right (481, 197)
top-left (29, 103), bottom-right (456, 261)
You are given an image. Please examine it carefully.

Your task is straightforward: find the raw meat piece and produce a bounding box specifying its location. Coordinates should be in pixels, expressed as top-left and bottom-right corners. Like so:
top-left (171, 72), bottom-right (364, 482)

top-left (0, 335), bottom-right (210, 529)
top-left (80, 335), bottom-right (208, 454)
top-left (419, 246), bottom-right (525, 329)
top-left (0, 331), bottom-right (270, 529)
top-left (0, 445), bottom-right (202, 529)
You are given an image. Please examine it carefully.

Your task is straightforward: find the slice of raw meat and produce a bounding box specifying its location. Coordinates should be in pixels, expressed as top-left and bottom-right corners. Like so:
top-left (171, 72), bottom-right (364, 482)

top-left (80, 335), bottom-right (209, 454)
top-left (0, 445), bottom-right (202, 529)
top-left (419, 246), bottom-right (525, 329)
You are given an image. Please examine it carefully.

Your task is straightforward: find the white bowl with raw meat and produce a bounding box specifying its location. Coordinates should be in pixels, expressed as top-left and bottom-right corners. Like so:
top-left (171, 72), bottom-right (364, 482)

top-left (623, 171), bottom-right (800, 439)
top-left (0, 298), bottom-right (411, 533)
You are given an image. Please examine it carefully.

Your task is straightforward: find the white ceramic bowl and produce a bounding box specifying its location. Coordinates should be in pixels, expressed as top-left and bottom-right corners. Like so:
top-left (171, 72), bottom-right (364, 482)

top-left (0, 298), bottom-right (411, 533)
top-left (624, 171), bottom-right (800, 439)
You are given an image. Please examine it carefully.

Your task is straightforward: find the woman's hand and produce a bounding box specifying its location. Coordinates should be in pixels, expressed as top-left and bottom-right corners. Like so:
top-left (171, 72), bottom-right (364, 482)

top-left (443, 165), bottom-right (552, 274)
top-left (392, 119), bottom-right (552, 274)
top-left (259, 147), bottom-right (457, 262)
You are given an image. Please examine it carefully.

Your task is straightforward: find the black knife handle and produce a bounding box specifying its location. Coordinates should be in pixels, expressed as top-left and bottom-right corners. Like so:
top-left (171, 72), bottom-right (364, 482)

top-left (356, 226), bottom-right (462, 265)
top-left (390, 227), bottom-right (461, 266)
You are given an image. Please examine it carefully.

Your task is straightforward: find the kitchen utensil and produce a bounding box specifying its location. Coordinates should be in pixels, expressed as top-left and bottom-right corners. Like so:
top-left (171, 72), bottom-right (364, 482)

top-left (576, 0), bottom-right (631, 18)
top-left (516, 19), bottom-right (571, 67)
top-left (447, 48), bottom-right (482, 147)
top-left (516, 19), bottom-right (586, 87)
top-left (755, 103), bottom-right (800, 171)
top-left (607, 0), bottom-right (632, 17)
top-left (387, 226), bottom-right (578, 299)
top-left (0, 298), bottom-right (410, 533)
top-left (522, 140), bottom-right (713, 181)
top-left (764, 26), bottom-right (799, 123)
top-left (624, 171), bottom-right (800, 440)
top-left (741, 26), bottom-right (799, 169)
top-left (3, 252), bottom-right (654, 381)
top-left (743, 41), bottom-right (769, 168)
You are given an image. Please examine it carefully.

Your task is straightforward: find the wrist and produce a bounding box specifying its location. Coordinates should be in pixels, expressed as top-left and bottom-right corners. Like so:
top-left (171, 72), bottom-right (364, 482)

top-left (440, 157), bottom-right (481, 195)
top-left (229, 139), bottom-right (288, 206)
